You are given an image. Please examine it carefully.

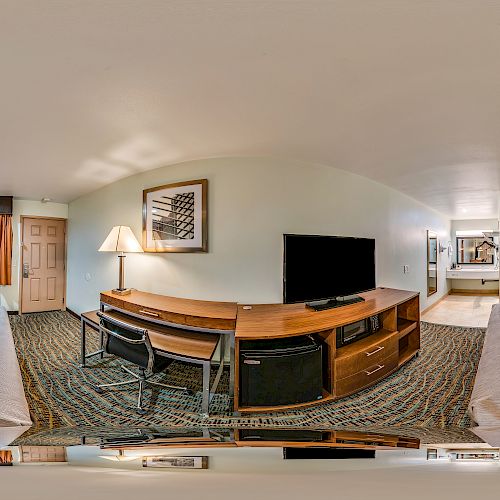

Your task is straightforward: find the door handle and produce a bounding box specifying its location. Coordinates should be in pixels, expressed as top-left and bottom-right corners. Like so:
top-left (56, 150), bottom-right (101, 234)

top-left (23, 263), bottom-right (30, 278)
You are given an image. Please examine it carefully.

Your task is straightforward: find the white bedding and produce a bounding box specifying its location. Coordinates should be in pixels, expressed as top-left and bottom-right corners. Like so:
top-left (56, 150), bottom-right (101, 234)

top-left (0, 307), bottom-right (32, 427)
top-left (0, 426), bottom-right (31, 447)
top-left (469, 304), bottom-right (500, 426)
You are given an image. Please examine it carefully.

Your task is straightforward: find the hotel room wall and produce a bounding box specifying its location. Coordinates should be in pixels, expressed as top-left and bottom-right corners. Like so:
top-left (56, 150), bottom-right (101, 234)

top-left (0, 450), bottom-right (498, 499)
top-left (0, 200), bottom-right (68, 311)
top-left (67, 157), bottom-right (451, 314)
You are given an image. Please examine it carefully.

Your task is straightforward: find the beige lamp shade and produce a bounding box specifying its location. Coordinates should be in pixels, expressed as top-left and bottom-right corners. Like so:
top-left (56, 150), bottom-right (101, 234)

top-left (99, 226), bottom-right (144, 253)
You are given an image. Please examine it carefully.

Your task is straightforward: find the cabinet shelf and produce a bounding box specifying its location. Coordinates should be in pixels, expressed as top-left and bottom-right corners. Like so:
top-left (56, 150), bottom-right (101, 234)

top-left (398, 346), bottom-right (418, 367)
top-left (397, 319), bottom-right (417, 339)
top-left (234, 288), bottom-right (420, 412)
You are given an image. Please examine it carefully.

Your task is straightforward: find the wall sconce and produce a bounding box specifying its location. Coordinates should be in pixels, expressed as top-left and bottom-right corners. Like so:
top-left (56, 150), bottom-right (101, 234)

top-left (439, 241), bottom-right (453, 257)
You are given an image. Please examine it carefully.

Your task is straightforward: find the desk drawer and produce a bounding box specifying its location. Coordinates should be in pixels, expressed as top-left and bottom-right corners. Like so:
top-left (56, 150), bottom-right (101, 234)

top-left (335, 351), bottom-right (399, 398)
top-left (118, 302), bottom-right (188, 326)
top-left (335, 333), bottom-right (398, 380)
top-left (100, 295), bottom-right (236, 331)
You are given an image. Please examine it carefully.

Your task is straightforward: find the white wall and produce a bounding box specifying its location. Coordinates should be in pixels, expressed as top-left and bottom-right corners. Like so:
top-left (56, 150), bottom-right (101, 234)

top-left (0, 200), bottom-right (68, 311)
top-left (67, 157), bottom-right (451, 314)
top-left (451, 219), bottom-right (499, 233)
top-left (2, 450), bottom-right (500, 500)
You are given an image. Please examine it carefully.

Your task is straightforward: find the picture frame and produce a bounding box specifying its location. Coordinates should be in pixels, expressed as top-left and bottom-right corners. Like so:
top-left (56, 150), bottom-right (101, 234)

top-left (142, 179), bottom-right (208, 253)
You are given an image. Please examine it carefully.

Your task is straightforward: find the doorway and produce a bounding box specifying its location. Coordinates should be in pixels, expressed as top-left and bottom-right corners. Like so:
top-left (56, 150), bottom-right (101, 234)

top-left (19, 216), bottom-right (67, 314)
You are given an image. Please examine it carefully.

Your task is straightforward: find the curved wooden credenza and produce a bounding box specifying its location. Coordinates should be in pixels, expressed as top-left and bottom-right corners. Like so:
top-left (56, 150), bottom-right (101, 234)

top-left (234, 287), bottom-right (420, 413)
top-left (99, 287), bottom-right (419, 414)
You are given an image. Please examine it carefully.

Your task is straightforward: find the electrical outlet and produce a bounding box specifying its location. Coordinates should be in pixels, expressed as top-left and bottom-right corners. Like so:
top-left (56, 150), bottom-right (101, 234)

top-left (403, 265), bottom-right (410, 274)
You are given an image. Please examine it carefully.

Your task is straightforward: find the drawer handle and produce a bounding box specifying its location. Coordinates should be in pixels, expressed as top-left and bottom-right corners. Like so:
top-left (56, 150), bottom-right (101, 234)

top-left (365, 346), bottom-right (384, 357)
top-left (364, 364), bottom-right (385, 376)
top-left (139, 310), bottom-right (160, 317)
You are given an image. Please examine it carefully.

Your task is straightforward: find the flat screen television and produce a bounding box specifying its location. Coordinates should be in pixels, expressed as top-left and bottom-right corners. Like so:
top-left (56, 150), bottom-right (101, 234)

top-left (283, 234), bottom-right (376, 309)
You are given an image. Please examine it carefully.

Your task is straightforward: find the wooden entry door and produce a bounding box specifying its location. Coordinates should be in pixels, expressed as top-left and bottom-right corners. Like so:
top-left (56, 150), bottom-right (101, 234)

top-left (21, 217), bottom-right (66, 313)
top-left (19, 446), bottom-right (67, 463)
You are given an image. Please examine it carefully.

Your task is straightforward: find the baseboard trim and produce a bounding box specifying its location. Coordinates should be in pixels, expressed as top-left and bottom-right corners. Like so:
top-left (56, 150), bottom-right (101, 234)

top-left (450, 289), bottom-right (499, 296)
top-left (8, 308), bottom-right (85, 319)
top-left (422, 290), bottom-right (450, 315)
top-left (65, 307), bottom-right (81, 320)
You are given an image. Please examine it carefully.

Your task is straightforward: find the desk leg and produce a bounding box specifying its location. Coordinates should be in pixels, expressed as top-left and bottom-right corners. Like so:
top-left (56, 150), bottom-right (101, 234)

top-left (228, 333), bottom-right (235, 401)
top-left (99, 303), bottom-right (104, 359)
top-left (220, 334), bottom-right (225, 365)
top-left (80, 320), bottom-right (86, 368)
top-left (211, 337), bottom-right (225, 396)
top-left (99, 329), bottom-right (104, 359)
top-left (201, 360), bottom-right (210, 418)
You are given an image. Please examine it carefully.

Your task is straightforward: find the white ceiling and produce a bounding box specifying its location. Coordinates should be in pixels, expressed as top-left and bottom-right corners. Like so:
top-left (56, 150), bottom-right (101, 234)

top-left (1, 0), bottom-right (499, 219)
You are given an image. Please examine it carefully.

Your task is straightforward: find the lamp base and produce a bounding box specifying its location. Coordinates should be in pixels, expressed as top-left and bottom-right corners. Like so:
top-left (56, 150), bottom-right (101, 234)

top-left (112, 288), bottom-right (132, 296)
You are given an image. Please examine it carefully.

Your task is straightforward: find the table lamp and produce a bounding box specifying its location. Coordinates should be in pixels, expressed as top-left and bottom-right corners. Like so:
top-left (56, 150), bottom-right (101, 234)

top-left (99, 225), bottom-right (143, 295)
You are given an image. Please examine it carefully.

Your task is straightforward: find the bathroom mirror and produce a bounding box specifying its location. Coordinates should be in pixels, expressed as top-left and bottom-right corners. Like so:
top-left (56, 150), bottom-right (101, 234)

top-left (457, 236), bottom-right (495, 264)
top-left (427, 230), bottom-right (437, 296)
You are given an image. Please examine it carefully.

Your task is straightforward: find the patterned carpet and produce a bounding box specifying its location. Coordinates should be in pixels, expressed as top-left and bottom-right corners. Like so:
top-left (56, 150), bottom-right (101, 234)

top-left (11, 424), bottom-right (484, 447)
top-left (10, 311), bottom-right (485, 429)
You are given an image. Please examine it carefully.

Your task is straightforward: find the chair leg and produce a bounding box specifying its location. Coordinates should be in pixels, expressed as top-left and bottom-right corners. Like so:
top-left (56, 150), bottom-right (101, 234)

top-left (95, 378), bottom-right (138, 390)
top-left (94, 365), bottom-right (194, 414)
top-left (148, 380), bottom-right (191, 394)
top-left (121, 365), bottom-right (141, 378)
top-left (137, 379), bottom-right (146, 415)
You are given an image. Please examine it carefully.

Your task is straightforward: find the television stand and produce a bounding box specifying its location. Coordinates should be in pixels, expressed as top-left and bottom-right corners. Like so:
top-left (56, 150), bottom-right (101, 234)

top-left (235, 288), bottom-right (420, 414)
top-left (306, 295), bottom-right (365, 311)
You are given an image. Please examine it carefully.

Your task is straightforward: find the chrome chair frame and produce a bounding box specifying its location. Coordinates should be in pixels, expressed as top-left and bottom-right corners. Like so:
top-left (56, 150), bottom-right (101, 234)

top-left (94, 312), bottom-right (190, 415)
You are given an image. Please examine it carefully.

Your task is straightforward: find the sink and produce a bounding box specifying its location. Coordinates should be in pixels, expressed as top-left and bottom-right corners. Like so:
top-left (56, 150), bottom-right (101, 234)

top-left (447, 268), bottom-right (499, 280)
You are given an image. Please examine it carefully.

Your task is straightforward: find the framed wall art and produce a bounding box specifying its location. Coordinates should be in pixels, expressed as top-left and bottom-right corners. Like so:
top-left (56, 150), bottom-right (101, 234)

top-left (142, 179), bottom-right (208, 253)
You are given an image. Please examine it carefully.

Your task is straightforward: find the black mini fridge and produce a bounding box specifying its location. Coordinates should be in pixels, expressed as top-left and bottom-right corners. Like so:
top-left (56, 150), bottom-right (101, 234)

top-left (239, 335), bottom-right (323, 407)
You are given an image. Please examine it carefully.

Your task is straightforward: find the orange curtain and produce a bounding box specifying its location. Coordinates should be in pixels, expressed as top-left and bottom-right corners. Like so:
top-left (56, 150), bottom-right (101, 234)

top-left (0, 450), bottom-right (13, 464)
top-left (0, 214), bottom-right (13, 285)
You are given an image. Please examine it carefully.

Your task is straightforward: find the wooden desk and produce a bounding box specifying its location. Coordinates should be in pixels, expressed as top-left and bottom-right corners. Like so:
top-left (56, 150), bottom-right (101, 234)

top-left (84, 287), bottom-right (420, 415)
top-left (80, 310), bottom-right (104, 368)
top-left (98, 309), bottom-right (220, 361)
top-left (235, 288), bottom-right (418, 339)
top-left (100, 290), bottom-right (237, 331)
top-left (101, 428), bottom-right (420, 451)
top-left (233, 287), bottom-right (420, 413)
top-left (98, 290), bottom-right (238, 416)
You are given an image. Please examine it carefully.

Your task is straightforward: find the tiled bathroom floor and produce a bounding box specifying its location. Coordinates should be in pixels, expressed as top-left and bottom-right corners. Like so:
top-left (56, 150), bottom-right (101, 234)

top-left (422, 294), bottom-right (499, 328)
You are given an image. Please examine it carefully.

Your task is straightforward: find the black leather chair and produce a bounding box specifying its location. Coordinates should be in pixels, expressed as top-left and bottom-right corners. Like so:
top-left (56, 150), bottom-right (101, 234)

top-left (94, 312), bottom-right (191, 414)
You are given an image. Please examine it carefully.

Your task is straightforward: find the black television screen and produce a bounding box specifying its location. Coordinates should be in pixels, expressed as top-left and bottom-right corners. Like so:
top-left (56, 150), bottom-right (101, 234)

top-left (283, 234), bottom-right (376, 304)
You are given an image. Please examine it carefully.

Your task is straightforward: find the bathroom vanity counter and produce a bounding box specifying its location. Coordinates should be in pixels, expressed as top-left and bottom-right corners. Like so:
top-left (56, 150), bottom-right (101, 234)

top-left (446, 268), bottom-right (499, 280)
